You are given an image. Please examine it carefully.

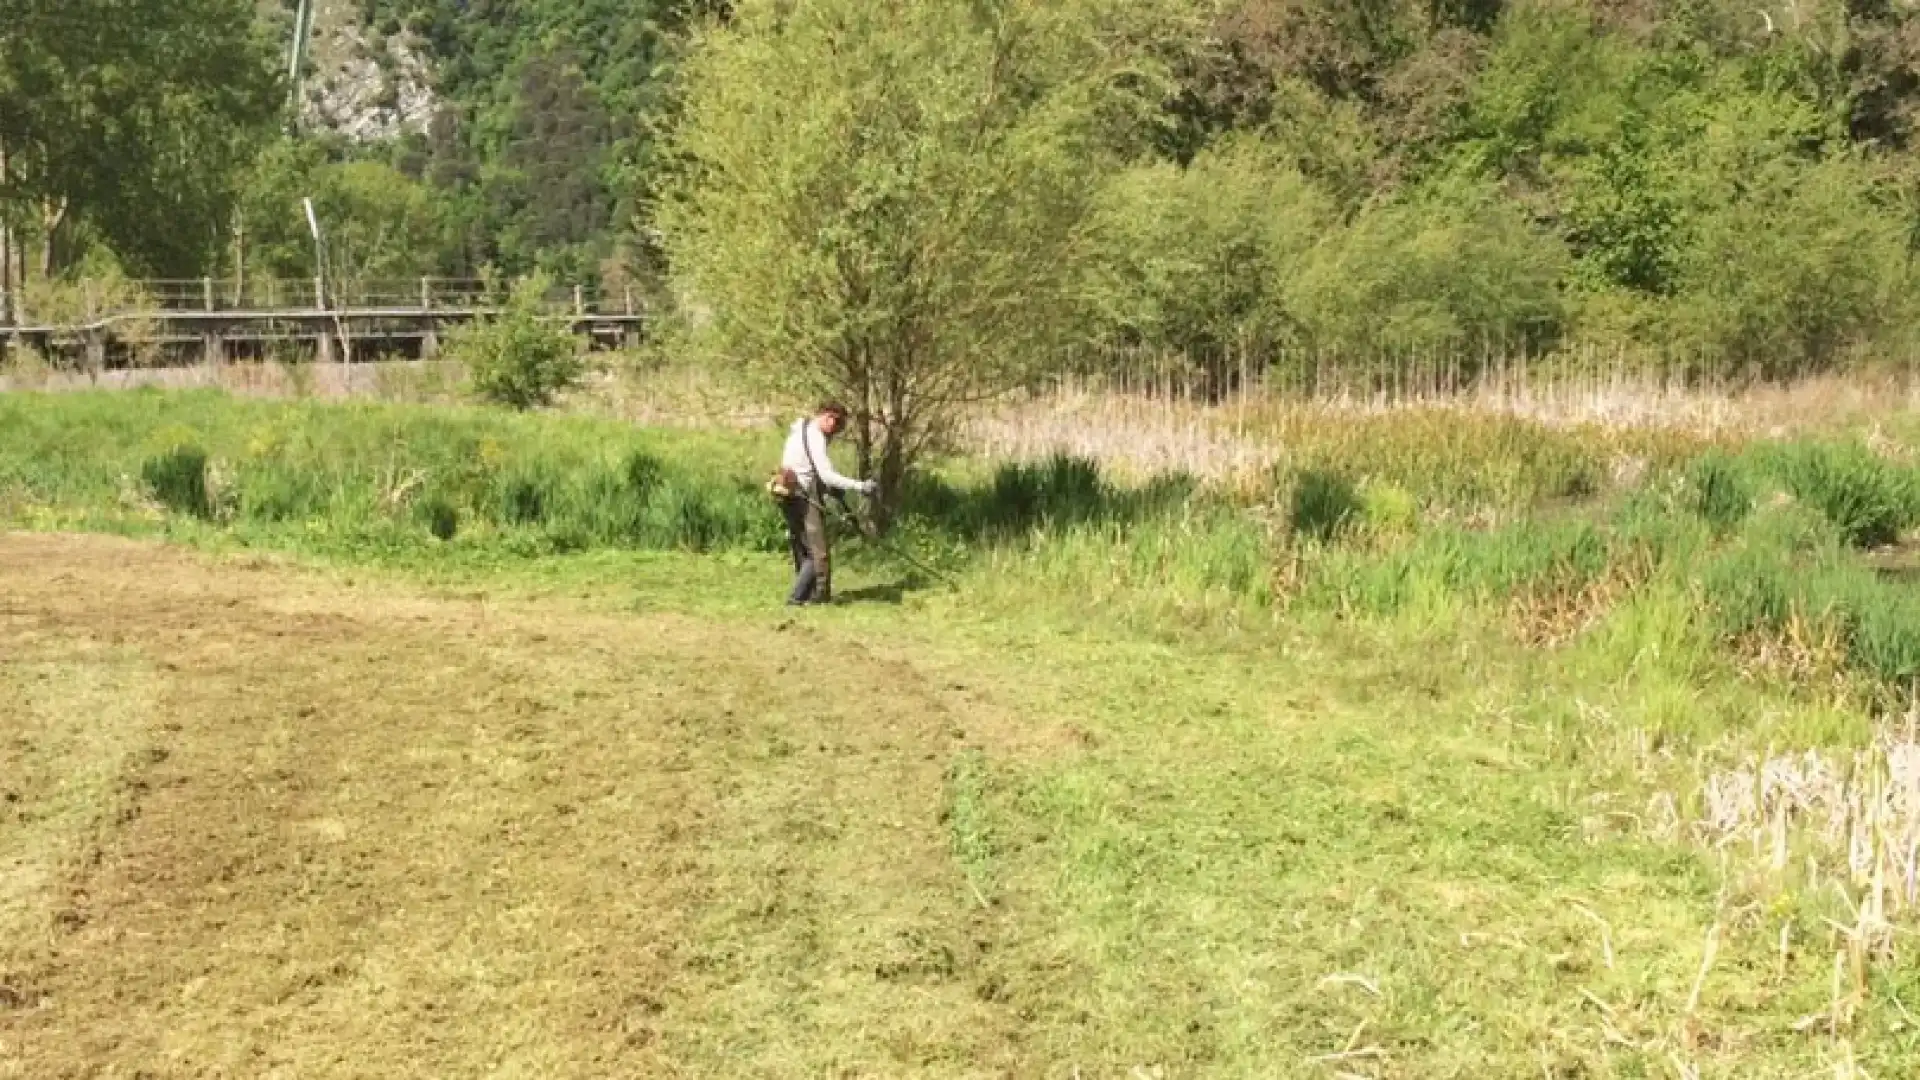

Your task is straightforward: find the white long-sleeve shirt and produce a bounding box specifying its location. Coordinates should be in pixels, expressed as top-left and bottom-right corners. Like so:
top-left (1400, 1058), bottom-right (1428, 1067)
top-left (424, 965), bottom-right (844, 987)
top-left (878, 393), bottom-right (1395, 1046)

top-left (781, 418), bottom-right (862, 493)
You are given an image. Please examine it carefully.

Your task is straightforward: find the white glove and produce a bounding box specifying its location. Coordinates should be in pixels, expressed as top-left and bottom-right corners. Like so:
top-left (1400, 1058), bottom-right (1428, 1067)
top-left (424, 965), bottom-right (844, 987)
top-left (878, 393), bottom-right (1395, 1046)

top-left (859, 480), bottom-right (879, 496)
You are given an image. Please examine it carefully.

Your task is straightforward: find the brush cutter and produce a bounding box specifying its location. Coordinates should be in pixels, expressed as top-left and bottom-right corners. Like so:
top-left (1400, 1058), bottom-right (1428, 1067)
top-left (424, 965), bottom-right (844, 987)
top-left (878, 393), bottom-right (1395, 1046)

top-left (826, 491), bottom-right (959, 590)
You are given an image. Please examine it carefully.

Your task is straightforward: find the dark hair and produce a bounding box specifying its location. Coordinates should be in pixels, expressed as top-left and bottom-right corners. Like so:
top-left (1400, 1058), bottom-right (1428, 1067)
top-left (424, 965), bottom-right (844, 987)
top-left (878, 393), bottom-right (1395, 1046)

top-left (818, 401), bottom-right (849, 423)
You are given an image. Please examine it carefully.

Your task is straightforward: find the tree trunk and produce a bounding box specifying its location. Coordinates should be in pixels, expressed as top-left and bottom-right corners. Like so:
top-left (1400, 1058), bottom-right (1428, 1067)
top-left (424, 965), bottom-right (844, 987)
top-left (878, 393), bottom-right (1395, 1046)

top-left (40, 198), bottom-right (68, 278)
top-left (232, 210), bottom-right (246, 303)
top-left (863, 358), bottom-right (914, 535)
top-left (1, 138), bottom-right (11, 327)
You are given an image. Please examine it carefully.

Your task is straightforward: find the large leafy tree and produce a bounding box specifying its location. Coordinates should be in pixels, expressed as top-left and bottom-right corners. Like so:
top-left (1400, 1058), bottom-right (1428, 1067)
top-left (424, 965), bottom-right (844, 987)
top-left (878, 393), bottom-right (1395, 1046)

top-left (237, 140), bottom-right (444, 289)
top-left (656, 0), bottom-right (1191, 523)
top-left (0, 0), bottom-right (280, 279)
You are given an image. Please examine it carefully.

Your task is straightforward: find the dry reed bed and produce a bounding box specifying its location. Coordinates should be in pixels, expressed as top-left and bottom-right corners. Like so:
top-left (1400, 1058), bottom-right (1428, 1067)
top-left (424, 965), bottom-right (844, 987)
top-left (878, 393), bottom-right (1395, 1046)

top-left (1697, 728), bottom-right (1920, 904)
top-left (10, 356), bottom-right (1920, 473)
top-left (1661, 726), bottom-right (1920, 1042)
top-left (965, 372), bottom-right (1920, 482)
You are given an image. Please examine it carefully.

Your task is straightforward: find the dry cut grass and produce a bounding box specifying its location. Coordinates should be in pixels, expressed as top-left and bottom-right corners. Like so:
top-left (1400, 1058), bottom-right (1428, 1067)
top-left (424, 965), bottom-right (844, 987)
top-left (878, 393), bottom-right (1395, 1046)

top-left (0, 534), bottom-right (1030, 1078)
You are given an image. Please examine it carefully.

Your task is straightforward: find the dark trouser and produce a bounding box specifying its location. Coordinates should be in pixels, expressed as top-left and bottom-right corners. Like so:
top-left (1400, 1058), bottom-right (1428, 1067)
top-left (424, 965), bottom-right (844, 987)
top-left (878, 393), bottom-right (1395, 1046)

top-left (783, 491), bottom-right (831, 604)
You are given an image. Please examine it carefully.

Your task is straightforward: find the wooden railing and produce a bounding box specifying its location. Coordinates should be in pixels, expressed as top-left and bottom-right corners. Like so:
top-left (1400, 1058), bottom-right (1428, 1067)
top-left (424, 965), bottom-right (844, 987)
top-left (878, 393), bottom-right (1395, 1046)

top-left (0, 278), bottom-right (647, 367)
top-left (0, 277), bottom-right (644, 327)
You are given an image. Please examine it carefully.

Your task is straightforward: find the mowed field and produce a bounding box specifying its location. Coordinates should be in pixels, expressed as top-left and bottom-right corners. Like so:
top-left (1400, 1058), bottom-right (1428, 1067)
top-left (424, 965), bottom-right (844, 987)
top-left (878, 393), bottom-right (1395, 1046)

top-left (0, 533), bottom-right (1034, 1077)
top-left (5, 529), bottom-right (1915, 1078)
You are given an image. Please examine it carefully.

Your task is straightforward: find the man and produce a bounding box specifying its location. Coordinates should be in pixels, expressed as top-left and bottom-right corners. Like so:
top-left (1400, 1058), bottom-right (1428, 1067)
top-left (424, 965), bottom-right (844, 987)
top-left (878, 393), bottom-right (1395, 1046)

top-left (780, 401), bottom-right (875, 606)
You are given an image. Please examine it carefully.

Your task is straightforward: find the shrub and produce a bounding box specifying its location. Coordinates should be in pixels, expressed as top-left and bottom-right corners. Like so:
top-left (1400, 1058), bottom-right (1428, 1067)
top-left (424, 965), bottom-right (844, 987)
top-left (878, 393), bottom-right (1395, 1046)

top-left (623, 450), bottom-right (664, 499)
top-left (1841, 583), bottom-right (1920, 692)
top-left (1291, 469), bottom-right (1360, 541)
top-left (141, 445), bottom-right (211, 518)
top-left (655, 485), bottom-right (722, 552)
top-left (1665, 155), bottom-right (1911, 378)
top-left (450, 275), bottom-right (586, 410)
top-left (982, 455), bottom-right (1109, 534)
top-left (1687, 452), bottom-right (1754, 534)
top-left (1769, 442), bottom-right (1917, 549)
top-left (420, 495), bottom-right (459, 540)
top-left (1086, 140), bottom-right (1333, 364)
top-left (1358, 480), bottom-right (1419, 537)
top-left (499, 473), bottom-right (548, 525)
top-left (1700, 544), bottom-right (1792, 639)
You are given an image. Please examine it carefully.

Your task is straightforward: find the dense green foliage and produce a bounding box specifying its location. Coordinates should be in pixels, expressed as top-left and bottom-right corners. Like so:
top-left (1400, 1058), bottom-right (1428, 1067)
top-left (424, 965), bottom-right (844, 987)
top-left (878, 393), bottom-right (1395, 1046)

top-left (0, 0), bottom-right (280, 277)
top-left (339, 0), bottom-right (705, 281)
top-left (17, 0), bottom-right (1920, 384)
top-left (1108, 0), bottom-right (1920, 375)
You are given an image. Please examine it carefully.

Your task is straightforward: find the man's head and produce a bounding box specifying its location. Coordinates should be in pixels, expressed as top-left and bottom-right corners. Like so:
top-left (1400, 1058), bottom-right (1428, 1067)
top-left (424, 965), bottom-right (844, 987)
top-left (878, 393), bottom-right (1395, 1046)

top-left (816, 401), bottom-right (849, 437)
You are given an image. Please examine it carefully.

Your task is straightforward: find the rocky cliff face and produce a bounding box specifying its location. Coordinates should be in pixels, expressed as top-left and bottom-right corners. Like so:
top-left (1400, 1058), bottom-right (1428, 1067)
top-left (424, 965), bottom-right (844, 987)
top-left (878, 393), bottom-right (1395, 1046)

top-left (297, 1), bottom-right (437, 143)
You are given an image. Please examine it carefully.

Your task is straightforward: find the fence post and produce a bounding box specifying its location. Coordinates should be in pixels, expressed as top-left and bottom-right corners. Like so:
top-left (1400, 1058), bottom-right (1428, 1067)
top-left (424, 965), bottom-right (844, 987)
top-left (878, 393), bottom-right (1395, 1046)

top-left (314, 275), bottom-right (333, 364)
top-left (420, 276), bottom-right (438, 359)
top-left (202, 276), bottom-right (215, 312)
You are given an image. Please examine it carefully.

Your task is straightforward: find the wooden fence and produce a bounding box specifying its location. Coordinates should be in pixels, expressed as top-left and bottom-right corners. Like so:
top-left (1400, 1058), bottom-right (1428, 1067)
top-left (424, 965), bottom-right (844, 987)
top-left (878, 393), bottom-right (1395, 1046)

top-left (0, 277), bottom-right (647, 368)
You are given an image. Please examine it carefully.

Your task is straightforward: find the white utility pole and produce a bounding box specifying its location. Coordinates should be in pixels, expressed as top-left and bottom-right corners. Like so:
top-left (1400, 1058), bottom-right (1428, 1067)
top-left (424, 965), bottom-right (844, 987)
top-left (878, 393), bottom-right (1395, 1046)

top-left (287, 0), bottom-right (314, 124)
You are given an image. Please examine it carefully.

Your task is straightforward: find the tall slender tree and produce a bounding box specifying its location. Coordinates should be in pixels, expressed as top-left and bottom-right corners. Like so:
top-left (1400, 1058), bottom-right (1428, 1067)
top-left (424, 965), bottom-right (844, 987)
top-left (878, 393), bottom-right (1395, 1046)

top-left (657, 0), bottom-right (1193, 523)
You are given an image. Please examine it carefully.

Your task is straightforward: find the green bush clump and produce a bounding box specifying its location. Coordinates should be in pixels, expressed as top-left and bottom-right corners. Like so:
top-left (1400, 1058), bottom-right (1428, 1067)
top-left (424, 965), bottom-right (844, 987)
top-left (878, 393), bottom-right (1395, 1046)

top-left (1687, 452), bottom-right (1754, 534)
top-left (623, 450), bottom-right (664, 499)
top-left (420, 495), bottom-right (460, 541)
top-left (449, 276), bottom-right (586, 410)
top-left (1358, 481), bottom-right (1419, 537)
top-left (141, 445), bottom-right (212, 518)
top-left (499, 472), bottom-right (549, 525)
top-left (653, 484), bottom-right (724, 552)
top-left (1839, 583), bottom-right (1920, 691)
top-left (1767, 442), bottom-right (1917, 548)
top-left (1693, 503), bottom-right (1920, 696)
top-left (1291, 469), bottom-right (1359, 541)
top-left (1699, 544), bottom-right (1793, 640)
top-left (986, 455), bottom-right (1108, 532)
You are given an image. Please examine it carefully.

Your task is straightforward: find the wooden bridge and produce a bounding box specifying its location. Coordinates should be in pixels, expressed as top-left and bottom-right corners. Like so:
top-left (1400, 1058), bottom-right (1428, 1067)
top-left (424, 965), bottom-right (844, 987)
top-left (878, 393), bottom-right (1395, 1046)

top-left (0, 278), bottom-right (647, 369)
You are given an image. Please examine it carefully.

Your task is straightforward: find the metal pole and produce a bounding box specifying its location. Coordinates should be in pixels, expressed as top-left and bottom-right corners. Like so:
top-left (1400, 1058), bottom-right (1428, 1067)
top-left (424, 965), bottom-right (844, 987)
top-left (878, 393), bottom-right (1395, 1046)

top-left (287, 0), bottom-right (313, 125)
top-left (304, 197), bottom-right (337, 363)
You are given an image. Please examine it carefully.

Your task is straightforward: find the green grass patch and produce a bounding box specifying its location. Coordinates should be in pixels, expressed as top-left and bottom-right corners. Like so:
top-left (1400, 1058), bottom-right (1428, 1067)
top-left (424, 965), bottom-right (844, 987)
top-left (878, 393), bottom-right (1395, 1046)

top-left (0, 389), bottom-right (783, 558)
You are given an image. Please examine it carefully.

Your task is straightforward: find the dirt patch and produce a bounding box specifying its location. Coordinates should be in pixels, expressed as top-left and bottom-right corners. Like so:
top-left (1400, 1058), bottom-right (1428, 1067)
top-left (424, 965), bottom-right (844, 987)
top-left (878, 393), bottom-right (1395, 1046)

top-left (0, 533), bottom-right (1019, 1077)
